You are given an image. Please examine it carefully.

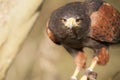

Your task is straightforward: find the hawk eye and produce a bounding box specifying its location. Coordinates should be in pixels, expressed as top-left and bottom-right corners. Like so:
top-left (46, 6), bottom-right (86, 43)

top-left (60, 18), bottom-right (67, 22)
top-left (63, 18), bottom-right (67, 22)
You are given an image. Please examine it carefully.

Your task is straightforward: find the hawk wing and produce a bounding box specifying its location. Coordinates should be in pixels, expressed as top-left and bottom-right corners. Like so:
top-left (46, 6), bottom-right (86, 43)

top-left (46, 20), bottom-right (61, 45)
top-left (89, 2), bottom-right (120, 43)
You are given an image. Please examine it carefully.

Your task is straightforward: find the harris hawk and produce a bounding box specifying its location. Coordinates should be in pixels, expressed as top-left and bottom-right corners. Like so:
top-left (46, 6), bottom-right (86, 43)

top-left (46, 0), bottom-right (120, 80)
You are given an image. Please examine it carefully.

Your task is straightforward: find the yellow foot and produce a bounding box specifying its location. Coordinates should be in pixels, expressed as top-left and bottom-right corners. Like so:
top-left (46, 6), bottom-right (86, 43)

top-left (70, 77), bottom-right (77, 80)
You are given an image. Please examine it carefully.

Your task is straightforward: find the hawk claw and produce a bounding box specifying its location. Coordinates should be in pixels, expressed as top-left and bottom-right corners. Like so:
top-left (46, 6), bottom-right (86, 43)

top-left (85, 69), bottom-right (97, 80)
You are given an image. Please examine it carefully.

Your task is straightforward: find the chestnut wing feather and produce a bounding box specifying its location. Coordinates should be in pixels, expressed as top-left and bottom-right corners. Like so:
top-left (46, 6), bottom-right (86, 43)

top-left (89, 2), bottom-right (120, 43)
top-left (46, 20), bottom-right (61, 45)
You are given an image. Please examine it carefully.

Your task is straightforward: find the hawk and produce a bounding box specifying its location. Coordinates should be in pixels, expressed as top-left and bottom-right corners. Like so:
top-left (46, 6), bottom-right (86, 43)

top-left (46, 0), bottom-right (120, 80)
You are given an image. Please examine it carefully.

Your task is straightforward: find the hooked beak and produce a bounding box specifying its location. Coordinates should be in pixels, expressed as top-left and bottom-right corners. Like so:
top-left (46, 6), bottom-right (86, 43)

top-left (64, 18), bottom-right (80, 29)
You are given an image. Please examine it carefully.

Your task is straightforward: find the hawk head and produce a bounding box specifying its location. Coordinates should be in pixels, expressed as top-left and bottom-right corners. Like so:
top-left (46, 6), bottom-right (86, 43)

top-left (49, 2), bottom-right (90, 31)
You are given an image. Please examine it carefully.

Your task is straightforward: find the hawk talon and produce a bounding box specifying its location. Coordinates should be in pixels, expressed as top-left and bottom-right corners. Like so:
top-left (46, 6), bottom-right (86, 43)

top-left (85, 69), bottom-right (97, 80)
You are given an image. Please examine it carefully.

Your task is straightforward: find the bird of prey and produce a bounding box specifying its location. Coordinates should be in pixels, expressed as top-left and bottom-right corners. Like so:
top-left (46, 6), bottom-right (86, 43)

top-left (46, 0), bottom-right (120, 80)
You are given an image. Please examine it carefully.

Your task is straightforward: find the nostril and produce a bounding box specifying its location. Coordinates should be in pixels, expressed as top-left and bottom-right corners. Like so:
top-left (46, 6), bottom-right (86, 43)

top-left (76, 19), bottom-right (81, 22)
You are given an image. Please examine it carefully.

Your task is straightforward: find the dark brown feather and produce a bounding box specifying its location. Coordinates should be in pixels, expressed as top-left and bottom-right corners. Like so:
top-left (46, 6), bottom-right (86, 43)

top-left (89, 2), bottom-right (120, 43)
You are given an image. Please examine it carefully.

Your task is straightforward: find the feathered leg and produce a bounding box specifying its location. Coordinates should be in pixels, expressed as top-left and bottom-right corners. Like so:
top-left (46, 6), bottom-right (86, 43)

top-left (71, 51), bottom-right (87, 80)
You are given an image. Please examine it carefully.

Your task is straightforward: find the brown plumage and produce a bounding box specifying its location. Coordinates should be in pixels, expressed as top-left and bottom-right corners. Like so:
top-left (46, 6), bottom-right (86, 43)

top-left (90, 2), bottom-right (120, 43)
top-left (46, 0), bottom-right (120, 80)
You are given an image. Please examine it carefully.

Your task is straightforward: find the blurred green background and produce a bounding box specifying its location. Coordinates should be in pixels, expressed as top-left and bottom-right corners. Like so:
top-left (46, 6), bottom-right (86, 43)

top-left (5, 0), bottom-right (120, 80)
